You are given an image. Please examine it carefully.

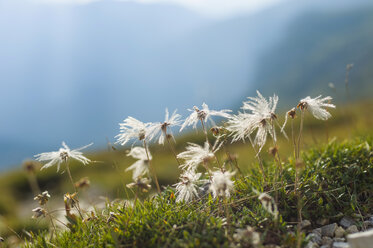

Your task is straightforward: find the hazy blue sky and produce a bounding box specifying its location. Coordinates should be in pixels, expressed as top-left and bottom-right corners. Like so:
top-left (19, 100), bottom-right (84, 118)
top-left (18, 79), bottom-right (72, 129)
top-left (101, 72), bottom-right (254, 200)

top-left (1, 0), bottom-right (371, 168)
top-left (24, 0), bottom-right (286, 18)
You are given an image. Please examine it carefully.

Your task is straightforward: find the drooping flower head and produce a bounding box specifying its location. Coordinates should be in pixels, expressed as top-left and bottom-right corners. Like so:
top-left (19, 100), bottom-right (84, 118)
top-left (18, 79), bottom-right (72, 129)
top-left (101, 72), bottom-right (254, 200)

top-left (177, 141), bottom-right (217, 171)
top-left (126, 147), bottom-right (152, 180)
top-left (127, 177), bottom-right (152, 192)
top-left (32, 207), bottom-right (47, 219)
top-left (297, 95), bottom-right (335, 120)
top-left (258, 192), bottom-right (278, 220)
top-left (174, 170), bottom-right (207, 203)
top-left (227, 91), bottom-right (286, 152)
top-left (116, 117), bottom-right (157, 146)
top-left (210, 170), bottom-right (235, 198)
top-left (280, 108), bottom-right (297, 132)
top-left (156, 108), bottom-right (182, 145)
top-left (180, 103), bottom-right (231, 132)
top-left (34, 142), bottom-right (92, 172)
top-left (34, 191), bottom-right (51, 206)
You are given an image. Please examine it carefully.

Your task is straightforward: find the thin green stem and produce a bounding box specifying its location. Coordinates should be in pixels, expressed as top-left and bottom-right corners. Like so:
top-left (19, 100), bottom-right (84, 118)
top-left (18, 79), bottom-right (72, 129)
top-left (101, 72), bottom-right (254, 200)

top-left (65, 161), bottom-right (84, 219)
top-left (296, 110), bottom-right (304, 160)
top-left (200, 119), bottom-right (222, 168)
top-left (248, 135), bottom-right (266, 181)
top-left (164, 130), bottom-right (182, 167)
top-left (143, 140), bottom-right (161, 194)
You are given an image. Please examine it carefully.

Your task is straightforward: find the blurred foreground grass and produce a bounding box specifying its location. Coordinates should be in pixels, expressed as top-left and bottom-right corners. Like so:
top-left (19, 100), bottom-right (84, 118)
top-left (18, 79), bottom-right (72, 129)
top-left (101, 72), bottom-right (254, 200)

top-left (0, 100), bottom-right (372, 241)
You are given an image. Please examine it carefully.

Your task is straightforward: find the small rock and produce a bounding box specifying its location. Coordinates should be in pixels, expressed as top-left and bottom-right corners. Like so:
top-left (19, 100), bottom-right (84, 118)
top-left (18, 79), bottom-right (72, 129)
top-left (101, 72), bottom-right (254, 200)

top-left (340, 217), bottom-right (356, 229)
top-left (301, 220), bottom-right (312, 230)
top-left (334, 238), bottom-right (346, 242)
top-left (346, 225), bottom-right (359, 234)
top-left (332, 242), bottom-right (350, 248)
top-left (318, 219), bottom-right (330, 226)
top-left (322, 236), bottom-right (333, 246)
top-left (347, 229), bottom-right (373, 248)
top-left (307, 233), bottom-right (322, 246)
top-left (335, 226), bottom-right (346, 238)
top-left (313, 228), bottom-right (322, 236)
top-left (320, 245), bottom-right (331, 248)
top-left (305, 242), bottom-right (320, 248)
top-left (322, 223), bottom-right (338, 237)
top-left (363, 220), bottom-right (373, 229)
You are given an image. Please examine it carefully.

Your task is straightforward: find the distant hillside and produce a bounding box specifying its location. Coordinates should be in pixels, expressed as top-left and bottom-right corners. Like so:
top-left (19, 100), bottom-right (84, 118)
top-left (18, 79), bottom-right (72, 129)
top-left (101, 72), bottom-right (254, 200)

top-left (251, 7), bottom-right (373, 107)
top-left (1, 0), bottom-right (373, 167)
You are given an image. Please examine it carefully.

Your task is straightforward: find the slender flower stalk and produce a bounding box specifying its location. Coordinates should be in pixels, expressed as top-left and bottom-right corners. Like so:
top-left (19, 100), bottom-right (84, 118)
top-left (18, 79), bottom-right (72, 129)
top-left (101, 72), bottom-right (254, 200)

top-left (156, 109), bottom-right (182, 166)
top-left (23, 161), bottom-right (41, 196)
top-left (143, 140), bottom-right (161, 194)
top-left (34, 191), bottom-right (56, 239)
top-left (296, 96), bottom-right (335, 159)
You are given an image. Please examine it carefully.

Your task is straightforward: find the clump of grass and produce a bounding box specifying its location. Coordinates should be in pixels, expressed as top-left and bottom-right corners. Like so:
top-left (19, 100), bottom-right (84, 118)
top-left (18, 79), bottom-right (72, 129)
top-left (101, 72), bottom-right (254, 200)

top-left (22, 137), bottom-right (372, 248)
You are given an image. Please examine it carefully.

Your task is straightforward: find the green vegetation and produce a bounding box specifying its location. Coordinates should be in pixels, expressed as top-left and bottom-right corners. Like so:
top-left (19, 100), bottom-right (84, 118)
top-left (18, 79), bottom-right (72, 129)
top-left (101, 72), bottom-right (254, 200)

top-left (21, 137), bottom-right (373, 247)
top-left (0, 101), bottom-right (372, 247)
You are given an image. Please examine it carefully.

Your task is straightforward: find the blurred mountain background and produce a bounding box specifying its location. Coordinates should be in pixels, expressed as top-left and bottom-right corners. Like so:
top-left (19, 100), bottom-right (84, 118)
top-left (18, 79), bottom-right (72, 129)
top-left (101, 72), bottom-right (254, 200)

top-left (0, 0), bottom-right (373, 168)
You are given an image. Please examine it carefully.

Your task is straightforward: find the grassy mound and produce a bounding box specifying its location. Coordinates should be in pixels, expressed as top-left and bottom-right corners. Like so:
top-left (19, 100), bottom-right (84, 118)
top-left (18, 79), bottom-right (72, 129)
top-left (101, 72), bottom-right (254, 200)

top-left (23, 137), bottom-right (372, 248)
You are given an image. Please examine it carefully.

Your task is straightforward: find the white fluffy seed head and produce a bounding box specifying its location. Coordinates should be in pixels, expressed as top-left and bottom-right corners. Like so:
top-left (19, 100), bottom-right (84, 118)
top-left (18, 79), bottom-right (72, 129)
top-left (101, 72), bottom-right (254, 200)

top-left (298, 95), bottom-right (335, 120)
top-left (180, 103), bottom-right (231, 132)
top-left (34, 142), bottom-right (92, 172)
top-left (210, 170), bottom-right (235, 198)
top-left (177, 141), bottom-right (217, 172)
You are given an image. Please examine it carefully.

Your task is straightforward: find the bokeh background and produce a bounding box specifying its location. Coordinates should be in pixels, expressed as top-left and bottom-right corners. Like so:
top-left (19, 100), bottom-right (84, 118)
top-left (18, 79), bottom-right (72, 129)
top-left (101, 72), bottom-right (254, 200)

top-left (0, 0), bottom-right (373, 244)
top-left (1, 0), bottom-right (373, 168)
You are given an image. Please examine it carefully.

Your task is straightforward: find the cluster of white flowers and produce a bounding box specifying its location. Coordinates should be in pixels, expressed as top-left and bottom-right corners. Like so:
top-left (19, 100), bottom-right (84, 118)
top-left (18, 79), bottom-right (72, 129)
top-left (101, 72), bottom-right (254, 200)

top-left (33, 94), bottom-right (334, 206)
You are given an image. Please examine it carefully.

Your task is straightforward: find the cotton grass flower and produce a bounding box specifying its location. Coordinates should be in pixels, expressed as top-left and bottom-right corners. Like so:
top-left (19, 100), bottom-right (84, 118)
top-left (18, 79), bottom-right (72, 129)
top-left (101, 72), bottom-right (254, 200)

top-left (156, 108), bottom-right (182, 145)
top-left (227, 91), bottom-right (286, 152)
top-left (210, 170), bottom-right (235, 198)
top-left (34, 142), bottom-right (92, 172)
top-left (177, 141), bottom-right (217, 171)
top-left (116, 117), bottom-right (157, 146)
top-left (242, 91), bottom-right (278, 119)
top-left (126, 147), bottom-right (151, 180)
top-left (174, 170), bottom-right (206, 203)
top-left (297, 95), bottom-right (335, 120)
top-left (180, 103), bottom-right (231, 132)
